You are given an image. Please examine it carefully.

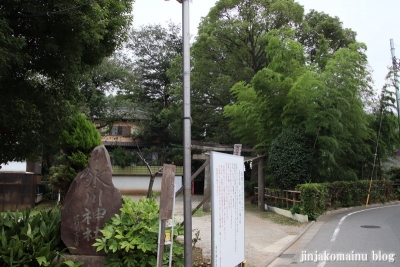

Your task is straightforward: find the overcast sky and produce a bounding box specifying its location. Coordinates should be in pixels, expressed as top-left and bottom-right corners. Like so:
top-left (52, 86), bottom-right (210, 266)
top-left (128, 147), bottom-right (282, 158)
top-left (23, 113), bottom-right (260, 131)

top-left (132, 0), bottom-right (400, 91)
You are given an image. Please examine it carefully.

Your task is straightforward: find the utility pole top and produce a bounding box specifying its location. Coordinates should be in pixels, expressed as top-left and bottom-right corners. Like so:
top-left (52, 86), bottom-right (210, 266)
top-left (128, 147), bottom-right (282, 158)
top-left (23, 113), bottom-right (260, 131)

top-left (390, 39), bottom-right (400, 130)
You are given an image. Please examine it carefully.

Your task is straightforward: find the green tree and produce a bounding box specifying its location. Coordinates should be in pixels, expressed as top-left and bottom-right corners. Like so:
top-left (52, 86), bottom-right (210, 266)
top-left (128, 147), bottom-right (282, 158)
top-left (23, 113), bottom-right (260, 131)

top-left (121, 23), bottom-right (183, 164)
top-left (49, 114), bottom-right (101, 194)
top-left (110, 146), bottom-right (138, 168)
top-left (0, 0), bottom-right (133, 164)
top-left (365, 80), bottom-right (400, 179)
top-left (184, 0), bottom-right (304, 144)
top-left (224, 28), bottom-right (307, 149)
top-left (125, 23), bottom-right (182, 108)
top-left (281, 42), bottom-right (375, 181)
top-left (296, 10), bottom-right (356, 70)
top-left (78, 56), bottom-right (140, 130)
top-left (224, 26), bottom-right (379, 184)
top-left (168, 0), bottom-right (358, 145)
top-left (222, 82), bottom-right (262, 146)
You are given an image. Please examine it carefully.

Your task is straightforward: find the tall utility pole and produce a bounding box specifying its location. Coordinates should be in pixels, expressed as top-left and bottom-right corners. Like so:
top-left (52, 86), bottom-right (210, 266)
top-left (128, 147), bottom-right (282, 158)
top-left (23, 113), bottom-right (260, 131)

top-left (182, 0), bottom-right (192, 265)
top-left (390, 39), bottom-right (400, 128)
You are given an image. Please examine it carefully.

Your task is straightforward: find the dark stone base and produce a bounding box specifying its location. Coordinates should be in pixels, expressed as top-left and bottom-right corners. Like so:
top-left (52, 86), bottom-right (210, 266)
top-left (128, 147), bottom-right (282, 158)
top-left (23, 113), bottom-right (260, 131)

top-left (62, 254), bottom-right (106, 267)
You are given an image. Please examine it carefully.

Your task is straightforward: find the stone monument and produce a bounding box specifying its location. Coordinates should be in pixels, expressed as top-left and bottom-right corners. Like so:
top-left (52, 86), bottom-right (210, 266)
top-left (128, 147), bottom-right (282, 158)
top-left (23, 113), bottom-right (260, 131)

top-left (61, 145), bottom-right (122, 255)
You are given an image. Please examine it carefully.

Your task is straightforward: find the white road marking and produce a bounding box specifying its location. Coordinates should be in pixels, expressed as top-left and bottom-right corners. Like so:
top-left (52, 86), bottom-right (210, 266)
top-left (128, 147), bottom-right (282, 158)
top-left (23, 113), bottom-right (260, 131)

top-left (317, 204), bottom-right (400, 267)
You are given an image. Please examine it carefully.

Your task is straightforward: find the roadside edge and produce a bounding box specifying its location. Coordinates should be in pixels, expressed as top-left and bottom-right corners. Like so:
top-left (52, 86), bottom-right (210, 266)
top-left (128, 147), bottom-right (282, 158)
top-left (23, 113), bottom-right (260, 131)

top-left (260, 220), bottom-right (315, 267)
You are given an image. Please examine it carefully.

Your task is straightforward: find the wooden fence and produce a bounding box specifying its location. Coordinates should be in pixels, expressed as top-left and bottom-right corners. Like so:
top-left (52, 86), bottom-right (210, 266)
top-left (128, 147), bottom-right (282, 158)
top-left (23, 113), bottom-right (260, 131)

top-left (254, 187), bottom-right (301, 209)
top-left (0, 173), bottom-right (38, 212)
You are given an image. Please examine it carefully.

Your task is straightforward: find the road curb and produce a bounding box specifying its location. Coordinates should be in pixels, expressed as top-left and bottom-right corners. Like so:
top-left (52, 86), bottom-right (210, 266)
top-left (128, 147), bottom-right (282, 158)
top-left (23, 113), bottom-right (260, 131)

top-left (260, 220), bottom-right (315, 267)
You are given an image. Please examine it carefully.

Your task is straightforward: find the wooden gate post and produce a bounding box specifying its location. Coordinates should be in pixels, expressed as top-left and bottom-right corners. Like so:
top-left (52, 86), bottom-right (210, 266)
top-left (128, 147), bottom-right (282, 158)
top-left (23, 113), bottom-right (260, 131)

top-left (258, 157), bottom-right (265, 212)
top-left (203, 153), bottom-right (211, 212)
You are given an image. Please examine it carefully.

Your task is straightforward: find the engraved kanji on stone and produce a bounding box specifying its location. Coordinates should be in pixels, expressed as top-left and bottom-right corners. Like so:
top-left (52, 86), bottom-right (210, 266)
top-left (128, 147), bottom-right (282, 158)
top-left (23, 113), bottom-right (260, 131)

top-left (94, 207), bottom-right (107, 221)
top-left (83, 227), bottom-right (92, 241)
top-left (93, 226), bottom-right (101, 239)
top-left (61, 145), bottom-right (122, 255)
top-left (84, 189), bottom-right (104, 208)
top-left (82, 208), bottom-right (93, 225)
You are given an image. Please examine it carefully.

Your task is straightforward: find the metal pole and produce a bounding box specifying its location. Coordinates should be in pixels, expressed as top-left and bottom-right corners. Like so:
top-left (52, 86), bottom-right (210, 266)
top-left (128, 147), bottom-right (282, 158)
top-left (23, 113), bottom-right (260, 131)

top-left (157, 220), bottom-right (166, 267)
top-left (390, 39), bottom-right (400, 128)
top-left (182, 0), bottom-right (192, 265)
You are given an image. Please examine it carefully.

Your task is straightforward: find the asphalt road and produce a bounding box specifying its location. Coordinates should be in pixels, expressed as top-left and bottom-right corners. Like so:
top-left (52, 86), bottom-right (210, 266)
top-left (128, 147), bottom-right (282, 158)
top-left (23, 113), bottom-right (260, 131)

top-left (268, 203), bottom-right (400, 267)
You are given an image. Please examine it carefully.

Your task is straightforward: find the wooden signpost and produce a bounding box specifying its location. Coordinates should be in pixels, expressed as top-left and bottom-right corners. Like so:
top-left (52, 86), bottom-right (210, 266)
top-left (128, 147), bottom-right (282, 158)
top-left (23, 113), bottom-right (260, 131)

top-left (157, 164), bottom-right (176, 267)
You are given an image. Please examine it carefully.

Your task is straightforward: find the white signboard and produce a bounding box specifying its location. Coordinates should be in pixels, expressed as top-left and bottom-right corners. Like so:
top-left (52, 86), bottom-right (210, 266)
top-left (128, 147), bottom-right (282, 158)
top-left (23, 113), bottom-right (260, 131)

top-left (211, 151), bottom-right (245, 267)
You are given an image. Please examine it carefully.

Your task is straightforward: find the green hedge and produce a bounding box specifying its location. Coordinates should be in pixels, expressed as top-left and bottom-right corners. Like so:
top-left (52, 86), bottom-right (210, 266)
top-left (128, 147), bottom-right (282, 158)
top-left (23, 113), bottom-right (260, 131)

top-left (296, 180), bottom-right (397, 220)
top-left (296, 183), bottom-right (328, 220)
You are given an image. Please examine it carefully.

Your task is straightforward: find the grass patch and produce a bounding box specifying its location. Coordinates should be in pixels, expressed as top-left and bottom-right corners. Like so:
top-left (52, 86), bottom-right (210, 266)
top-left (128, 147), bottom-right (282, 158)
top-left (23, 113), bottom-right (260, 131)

top-left (245, 203), bottom-right (304, 227)
top-left (33, 199), bottom-right (59, 212)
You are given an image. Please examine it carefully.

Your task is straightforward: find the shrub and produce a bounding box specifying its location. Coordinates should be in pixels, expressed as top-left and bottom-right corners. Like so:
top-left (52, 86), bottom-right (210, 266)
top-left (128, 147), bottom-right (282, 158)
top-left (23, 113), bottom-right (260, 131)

top-left (110, 146), bottom-right (138, 168)
top-left (0, 207), bottom-right (81, 267)
top-left (297, 180), bottom-right (397, 220)
top-left (296, 183), bottom-right (327, 220)
top-left (324, 180), bottom-right (395, 208)
top-left (49, 163), bottom-right (76, 197)
top-left (49, 113), bottom-right (102, 195)
top-left (269, 129), bottom-right (315, 190)
top-left (93, 196), bottom-right (184, 267)
top-left (289, 203), bottom-right (301, 215)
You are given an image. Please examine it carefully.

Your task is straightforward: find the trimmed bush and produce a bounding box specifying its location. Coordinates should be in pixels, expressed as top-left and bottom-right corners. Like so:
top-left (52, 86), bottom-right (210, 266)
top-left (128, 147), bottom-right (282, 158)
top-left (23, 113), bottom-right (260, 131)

top-left (324, 180), bottom-right (394, 208)
top-left (297, 183), bottom-right (327, 220)
top-left (269, 129), bottom-right (315, 190)
top-left (296, 180), bottom-right (397, 220)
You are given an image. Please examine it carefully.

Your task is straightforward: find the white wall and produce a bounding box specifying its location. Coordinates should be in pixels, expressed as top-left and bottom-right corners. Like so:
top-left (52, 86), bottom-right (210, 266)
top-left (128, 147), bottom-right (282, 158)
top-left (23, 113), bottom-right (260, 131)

top-left (0, 161), bottom-right (27, 172)
top-left (112, 175), bottom-right (183, 195)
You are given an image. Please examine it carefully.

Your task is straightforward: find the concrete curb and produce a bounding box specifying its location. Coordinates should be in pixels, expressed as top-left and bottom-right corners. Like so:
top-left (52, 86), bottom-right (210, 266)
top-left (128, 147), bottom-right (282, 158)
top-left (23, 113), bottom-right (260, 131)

top-left (266, 205), bottom-right (308, 223)
top-left (260, 220), bottom-right (315, 267)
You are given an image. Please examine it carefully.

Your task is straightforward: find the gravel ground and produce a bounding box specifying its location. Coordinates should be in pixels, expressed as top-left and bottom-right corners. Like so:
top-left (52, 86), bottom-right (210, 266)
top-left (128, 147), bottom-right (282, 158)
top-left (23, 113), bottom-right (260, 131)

top-left (130, 194), bottom-right (306, 267)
